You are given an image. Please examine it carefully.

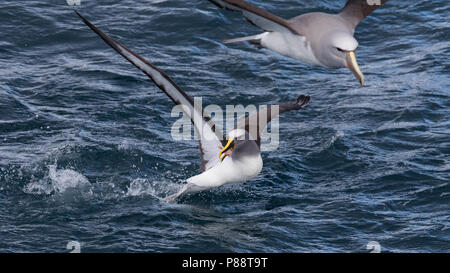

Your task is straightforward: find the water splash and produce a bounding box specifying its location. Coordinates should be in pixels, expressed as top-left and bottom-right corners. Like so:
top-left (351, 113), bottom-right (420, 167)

top-left (23, 164), bottom-right (91, 195)
top-left (125, 177), bottom-right (184, 201)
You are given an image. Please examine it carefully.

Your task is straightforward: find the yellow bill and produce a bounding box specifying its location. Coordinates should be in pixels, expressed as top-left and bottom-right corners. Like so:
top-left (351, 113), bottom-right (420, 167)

top-left (219, 138), bottom-right (235, 162)
top-left (346, 51), bottom-right (365, 86)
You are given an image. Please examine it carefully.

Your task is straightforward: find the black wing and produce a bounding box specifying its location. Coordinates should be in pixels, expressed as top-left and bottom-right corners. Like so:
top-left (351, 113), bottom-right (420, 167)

top-left (339, 0), bottom-right (389, 28)
top-left (75, 11), bottom-right (225, 171)
top-left (236, 95), bottom-right (310, 147)
top-left (209, 0), bottom-right (303, 35)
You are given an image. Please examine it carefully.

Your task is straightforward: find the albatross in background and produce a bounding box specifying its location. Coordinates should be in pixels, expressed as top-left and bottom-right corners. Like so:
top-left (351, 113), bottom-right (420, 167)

top-left (209, 0), bottom-right (389, 86)
top-left (75, 12), bottom-right (310, 202)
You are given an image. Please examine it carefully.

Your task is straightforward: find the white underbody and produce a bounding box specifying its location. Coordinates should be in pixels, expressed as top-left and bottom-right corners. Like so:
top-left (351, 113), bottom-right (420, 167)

top-left (186, 154), bottom-right (263, 191)
top-left (259, 31), bottom-right (322, 66)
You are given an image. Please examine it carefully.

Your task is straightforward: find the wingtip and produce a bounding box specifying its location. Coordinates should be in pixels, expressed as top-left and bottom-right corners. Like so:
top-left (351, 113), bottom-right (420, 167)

top-left (74, 10), bottom-right (104, 39)
top-left (296, 94), bottom-right (310, 108)
top-left (74, 9), bottom-right (82, 19)
top-left (208, 0), bottom-right (224, 9)
top-left (74, 10), bottom-right (91, 26)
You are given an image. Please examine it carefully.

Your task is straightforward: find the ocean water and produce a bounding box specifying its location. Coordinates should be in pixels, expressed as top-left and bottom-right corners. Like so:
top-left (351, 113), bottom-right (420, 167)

top-left (0, 0), bottom-right (449, 253)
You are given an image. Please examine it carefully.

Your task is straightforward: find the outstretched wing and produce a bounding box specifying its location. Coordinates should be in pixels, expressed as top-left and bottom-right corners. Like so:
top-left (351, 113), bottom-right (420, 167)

top-left (75, 11), bottom-right (225, 171)
top-left (236, 95), bottom-right (310, 147)
top-left (209, 0), bottom-right (303, 35)
top-left (339, 0), bottom-right (389, 28)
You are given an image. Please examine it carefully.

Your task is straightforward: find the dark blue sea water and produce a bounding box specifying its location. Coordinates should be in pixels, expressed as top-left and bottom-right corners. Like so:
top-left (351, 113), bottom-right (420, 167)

top-left (0, 0), bottom-right (449, 253)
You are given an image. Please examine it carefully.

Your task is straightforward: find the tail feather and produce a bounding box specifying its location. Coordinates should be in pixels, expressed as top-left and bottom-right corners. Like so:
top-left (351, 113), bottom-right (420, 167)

top-left (222, 33), bottom-right (264, 46)
top-left (162, 183), bottom-right (204, 202)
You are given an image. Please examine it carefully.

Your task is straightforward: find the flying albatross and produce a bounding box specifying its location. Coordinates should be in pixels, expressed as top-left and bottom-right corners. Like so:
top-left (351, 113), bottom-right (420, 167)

top-left (209, 0), bottom-right (389, 86)
top-left (75, 11), bottom-right (310, 202)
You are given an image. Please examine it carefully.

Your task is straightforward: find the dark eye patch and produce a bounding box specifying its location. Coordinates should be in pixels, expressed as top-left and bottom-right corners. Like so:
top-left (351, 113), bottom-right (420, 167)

top-left (337, 47), bottom-right (345, 52)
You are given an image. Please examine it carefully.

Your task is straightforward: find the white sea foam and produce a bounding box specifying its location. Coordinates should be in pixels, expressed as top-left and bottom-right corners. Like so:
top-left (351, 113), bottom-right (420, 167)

top-left (23, 164), bottom-right (90, 195)
top-left (330, 130), bottom-right (344, 145)
top-left (126, 178), bottom-right (157, 197)
top-left (375, 121), bottom-right (420, 132)
top-left (125, 177), bottom-right (183, 201)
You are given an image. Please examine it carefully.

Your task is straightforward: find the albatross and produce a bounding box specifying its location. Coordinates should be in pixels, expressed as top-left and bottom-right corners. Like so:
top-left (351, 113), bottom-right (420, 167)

top-left (209, 0), bottom-right (389, 86)
top-left (75, 11), bottom-right (310, 202)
